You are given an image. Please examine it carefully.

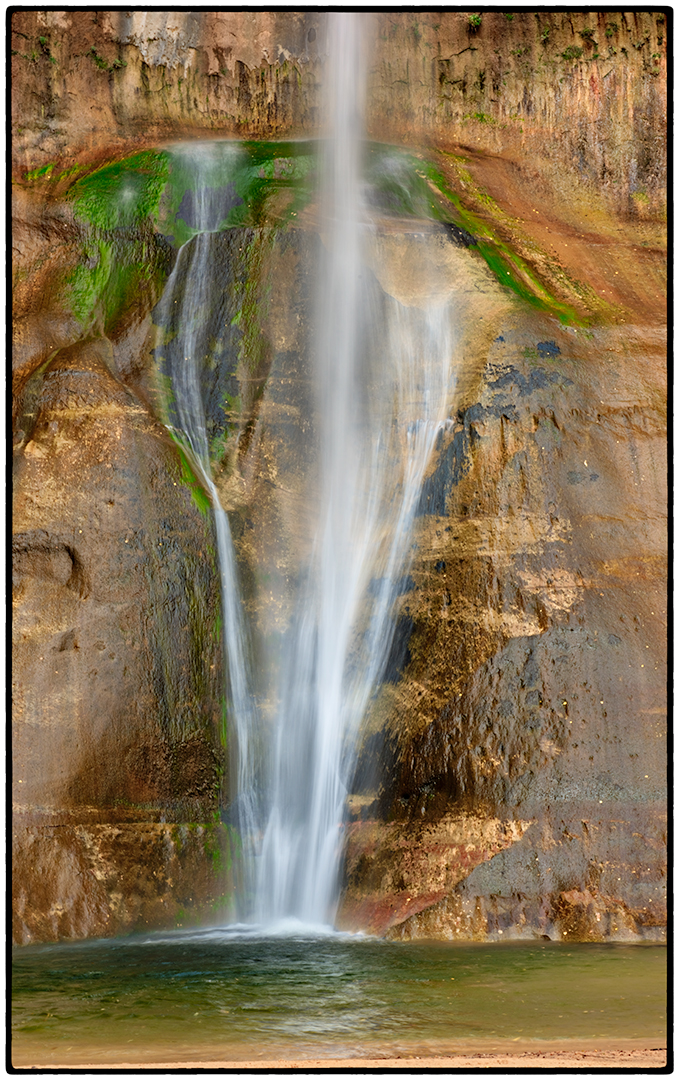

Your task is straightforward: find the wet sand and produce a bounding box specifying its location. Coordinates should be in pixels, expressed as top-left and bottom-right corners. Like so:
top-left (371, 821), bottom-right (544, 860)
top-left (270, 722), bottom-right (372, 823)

top-left (15, 1044), bottom-right (667, 1071)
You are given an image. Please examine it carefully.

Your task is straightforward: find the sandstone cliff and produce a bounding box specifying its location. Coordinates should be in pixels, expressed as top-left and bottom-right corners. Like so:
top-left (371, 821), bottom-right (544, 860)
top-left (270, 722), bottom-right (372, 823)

top-left (11, 10), bottom-right (666, 943)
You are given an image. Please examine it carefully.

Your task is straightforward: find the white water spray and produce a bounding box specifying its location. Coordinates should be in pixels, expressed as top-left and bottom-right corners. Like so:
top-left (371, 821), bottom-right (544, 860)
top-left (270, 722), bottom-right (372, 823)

top-left (254, 13), bottom-right (453, 925)
top-left (156, 13), bottom-right (455, 930)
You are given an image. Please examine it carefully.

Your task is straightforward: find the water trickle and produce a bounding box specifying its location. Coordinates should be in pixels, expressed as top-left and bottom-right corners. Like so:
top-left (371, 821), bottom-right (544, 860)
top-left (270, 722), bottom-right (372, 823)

top-left (155, 12), bottom-right (455, 930)
top-left (153, 144), bottom-right (262, 904)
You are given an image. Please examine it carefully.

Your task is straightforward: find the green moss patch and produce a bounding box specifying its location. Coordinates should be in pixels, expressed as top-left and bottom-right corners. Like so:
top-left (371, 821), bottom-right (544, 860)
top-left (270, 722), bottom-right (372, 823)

top-left (418, 155), bottom-right (585, 325)
top-left (71, 150), bottom-right (170, 231)
top-left (66, 228), bottom-right (172, 332)
top-left (158, 141), bottom-right (316, 245)
top-left (65, 152), bottom-right (173, 331)
top-left (25, 162), bottom-right (55, 181)
top-left (176, 443), bottom-right (212, 517)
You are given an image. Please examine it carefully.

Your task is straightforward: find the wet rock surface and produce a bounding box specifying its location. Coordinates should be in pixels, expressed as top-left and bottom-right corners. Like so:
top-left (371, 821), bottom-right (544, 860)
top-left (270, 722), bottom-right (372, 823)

top-left (340, 316), bottom-right (666, 941)
top-left (12, 337), bottom-right (229, 942)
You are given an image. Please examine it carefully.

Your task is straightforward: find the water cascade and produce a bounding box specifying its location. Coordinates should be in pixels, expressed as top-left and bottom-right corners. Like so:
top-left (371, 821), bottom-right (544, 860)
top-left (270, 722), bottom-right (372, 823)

top-left (156, 12), bottom-right (455, 929)
top-left (153, 152), bottom-right (262, 883)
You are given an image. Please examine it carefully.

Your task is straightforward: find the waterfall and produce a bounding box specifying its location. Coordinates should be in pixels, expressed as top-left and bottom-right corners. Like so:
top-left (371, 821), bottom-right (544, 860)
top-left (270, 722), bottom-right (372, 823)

top-left (155, 12), bottom-right (454, 931)
top-left (153, 147), bottom-right (261, 907)
top-left (254, 13), bottom-right (453, 926)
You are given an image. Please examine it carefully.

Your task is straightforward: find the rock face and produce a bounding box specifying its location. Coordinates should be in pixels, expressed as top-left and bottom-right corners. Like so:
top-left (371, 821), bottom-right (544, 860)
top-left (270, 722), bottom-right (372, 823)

top-left (11, 11), bottom-right (667, 943)
top-left (12, 336), bottom-right (232, 943)
top-left (12, 10), bottom-right (667, 218)
top-left (339, 314), bottom-right (667, 943)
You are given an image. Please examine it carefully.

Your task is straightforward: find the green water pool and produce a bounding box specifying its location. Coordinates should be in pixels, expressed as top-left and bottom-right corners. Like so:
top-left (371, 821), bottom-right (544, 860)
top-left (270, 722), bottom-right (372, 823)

top-left (11, 927), bottom-right (667, 1066)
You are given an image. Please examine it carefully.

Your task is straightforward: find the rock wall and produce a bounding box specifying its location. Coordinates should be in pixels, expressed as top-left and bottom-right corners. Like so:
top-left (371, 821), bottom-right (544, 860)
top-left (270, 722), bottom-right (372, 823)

top-left (12, 335), bottom-right (234, 943)
top-left (339, 312), bottom-right (666, 943)
top-left (12, 10), bottom-right (667, 214)
top-left (11, 10), bottom-right (667, 943)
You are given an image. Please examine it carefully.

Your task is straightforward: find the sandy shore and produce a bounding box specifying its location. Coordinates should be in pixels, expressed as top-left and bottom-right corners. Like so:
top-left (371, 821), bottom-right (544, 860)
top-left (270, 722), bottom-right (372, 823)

top-left (16, 1046), bottom-right (667, 1071)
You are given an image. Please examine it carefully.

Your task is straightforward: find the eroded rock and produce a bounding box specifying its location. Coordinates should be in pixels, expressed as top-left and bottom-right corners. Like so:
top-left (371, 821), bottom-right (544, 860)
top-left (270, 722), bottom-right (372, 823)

top-left (12, 337), bottom-right (229, 942)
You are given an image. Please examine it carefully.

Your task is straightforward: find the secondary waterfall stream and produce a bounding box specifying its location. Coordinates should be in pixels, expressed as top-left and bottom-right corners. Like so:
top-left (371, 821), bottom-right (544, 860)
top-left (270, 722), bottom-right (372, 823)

top-left (155, 13), bottom-right (455, 928)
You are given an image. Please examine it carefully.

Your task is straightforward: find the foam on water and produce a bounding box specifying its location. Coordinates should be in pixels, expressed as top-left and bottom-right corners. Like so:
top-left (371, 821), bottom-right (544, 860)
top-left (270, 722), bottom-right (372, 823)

top-left (136, 920), bottom-right (369, 948)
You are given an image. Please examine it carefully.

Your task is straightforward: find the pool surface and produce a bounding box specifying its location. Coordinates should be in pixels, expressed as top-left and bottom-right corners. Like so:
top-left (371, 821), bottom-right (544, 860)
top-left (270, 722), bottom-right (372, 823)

top-left (12, 926), bottom-right (667, 1067)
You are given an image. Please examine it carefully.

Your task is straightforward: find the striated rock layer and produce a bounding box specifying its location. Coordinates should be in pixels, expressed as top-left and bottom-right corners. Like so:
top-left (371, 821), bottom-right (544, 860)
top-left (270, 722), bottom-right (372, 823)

top-left (12, 337), bottom-right (231, 942)
top-left (11, 10), bottom-right (666, 943)
top-left (339, 310), bottom-right (666, 944)
top-left (11, 10), bottom-right (667, 217)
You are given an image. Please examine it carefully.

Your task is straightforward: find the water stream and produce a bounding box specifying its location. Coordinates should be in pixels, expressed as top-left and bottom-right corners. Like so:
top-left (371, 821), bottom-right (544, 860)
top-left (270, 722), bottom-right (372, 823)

top-left (153, 171), bottom-right (262, 884)
top-left (254, 12), bottom-right (452, 926)
top-left (155, 12), bottom-right (454, 928)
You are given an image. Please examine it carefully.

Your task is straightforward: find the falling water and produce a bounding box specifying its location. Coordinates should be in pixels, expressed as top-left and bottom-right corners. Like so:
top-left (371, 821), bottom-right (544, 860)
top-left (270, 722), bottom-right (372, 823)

top-left (153, 151), bottom-right (261, 892)
top-left (155, 12), bottom-right (454, 930)
top-left (254, 12), bottom-right (453, 925)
